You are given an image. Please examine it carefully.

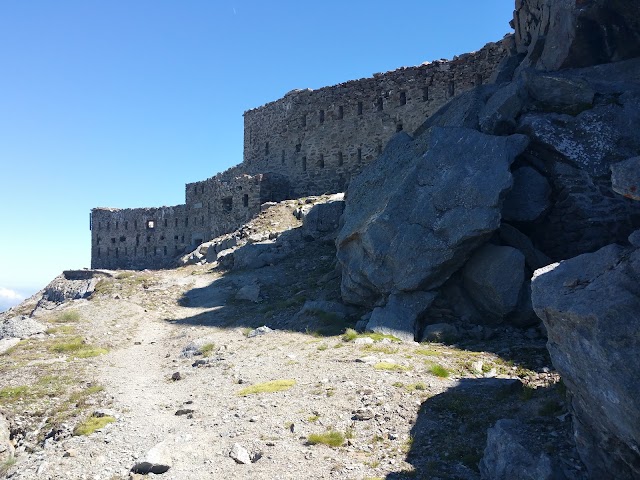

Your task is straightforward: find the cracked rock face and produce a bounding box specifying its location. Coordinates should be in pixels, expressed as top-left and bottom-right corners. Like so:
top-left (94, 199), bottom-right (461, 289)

top-left (532, 244), bottom-right (640, 479)
top-left (336, 128), bottom-right (528, 308)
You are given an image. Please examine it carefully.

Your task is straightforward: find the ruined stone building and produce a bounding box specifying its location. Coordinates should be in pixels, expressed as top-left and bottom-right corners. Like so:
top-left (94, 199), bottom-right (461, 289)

top-left (90, 40), bottom-right (509, 269)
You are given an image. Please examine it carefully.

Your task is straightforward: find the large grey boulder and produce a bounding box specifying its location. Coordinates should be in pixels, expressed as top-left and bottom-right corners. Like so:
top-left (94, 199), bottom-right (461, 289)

top-left (480, 419), bottom-right (556, 480)
top-left (462, 245), bottom-right (526, 320)
top-left (611, 157), bottom-right (640, 201)
top-left (366, 291), bottom-right (436, 342)
top-left (301, 194), bottom-right (345, 241)
top-left (513, 0), bottom-right (640, 73)
top-left (532, 244), bottom-right (640, 479)
top-left (337, 128), bottom-right (528, 307)
top-left (502, 167), bottom-right (551, 222)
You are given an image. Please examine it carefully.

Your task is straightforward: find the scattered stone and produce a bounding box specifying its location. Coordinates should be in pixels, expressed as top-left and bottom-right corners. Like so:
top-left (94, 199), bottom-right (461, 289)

top-left (175, 409), bottom-right (194, 416)
top-left (131, 442), bottom-right (173, 474)
top-left (353, 337), bottom-right (374, 345)
top-left (171, 372), bottom-right (182, 381)
top-left (246, 326), bottom-right (274, 338)
top-left (229, 443), bottom-right (251, 465)
top-left (181, 338), bottom-right (216, 358)
top-left (62, 449), bottom-right (77, 458)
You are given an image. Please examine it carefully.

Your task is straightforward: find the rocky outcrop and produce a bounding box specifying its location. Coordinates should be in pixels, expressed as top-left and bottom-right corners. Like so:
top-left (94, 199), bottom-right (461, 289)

top-left (0, 315), bottom-right (46, 340)
top-left (35, 270), bottom-right (109, 310)
top-left (365, 291), bottom-right (436, 342)
top-left (336, 128), bottom-right (528, 307)
top-left (611, 157), bottom-right (640, 201)
top-left (532, 241), bottom-right (640, 479)
top-left (512, 0), bottom-right (640, 73)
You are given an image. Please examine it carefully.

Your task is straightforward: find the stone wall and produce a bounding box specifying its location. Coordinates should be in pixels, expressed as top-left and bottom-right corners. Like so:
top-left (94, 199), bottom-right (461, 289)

top-left (90, 172), bottom-right (280, 269)
top-left (90, 38), bottom-right (508, 269)
top-left (242, 41), bottom-right (509, 196)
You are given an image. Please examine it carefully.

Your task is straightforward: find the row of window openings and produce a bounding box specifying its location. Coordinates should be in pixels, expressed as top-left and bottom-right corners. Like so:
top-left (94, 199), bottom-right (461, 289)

top-left (96, 245), bottom-right (182, 258)
top-left (97, 195), bottom-right (249, 231)
top-left (251, 78), bottom-right (482, 147)
top-left (270, 143), bottom-right (387, 170)
top-left (294, 82), bottom-right (462, 131)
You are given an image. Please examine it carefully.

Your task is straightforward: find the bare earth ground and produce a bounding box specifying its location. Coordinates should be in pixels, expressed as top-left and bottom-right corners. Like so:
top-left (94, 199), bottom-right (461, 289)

top-left (1, 232), bottom-right (581, 479)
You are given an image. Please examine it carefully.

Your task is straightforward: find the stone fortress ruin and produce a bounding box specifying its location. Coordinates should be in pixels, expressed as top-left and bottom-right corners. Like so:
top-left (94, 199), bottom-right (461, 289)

top-left (90, 40), bottom-right (509, 269)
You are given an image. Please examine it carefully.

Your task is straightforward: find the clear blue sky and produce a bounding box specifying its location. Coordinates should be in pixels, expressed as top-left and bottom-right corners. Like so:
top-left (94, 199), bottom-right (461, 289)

top-left (0, 1), bottom-right (514, 310)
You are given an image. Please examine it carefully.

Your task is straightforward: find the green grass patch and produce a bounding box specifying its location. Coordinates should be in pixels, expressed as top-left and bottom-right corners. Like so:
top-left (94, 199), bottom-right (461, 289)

top-left (429, 364), bottom-right (451, 378)
top-left (46, 325), bottom-right (77, 335)
top-left (237, 379), bottom-right (296, 396)
top-left (415, 348), bottom-right (440, 356)
top-left (49, 337), bottom-right (108, 358)
top-left (0, 385), bottom-right (29, 400)
top-left (317, 343), bottom-right (328, 351)
top-left (307, 430), bottom-right (345, 448)
top-left (0, 456), bottom-right (16, 476)
top-left (343, 328), bottom-right (400, 343)
top-left (307, 415), bottom-right (320, 423)
top-left (200, 343), bottom-right (215, 357)
top-left (53, 310), bottom-right (81, 323)
top-left (361, 344), bottom-right (399, 354)
top-left (374, 362), bottom-right (411, 371)
top-left (73, 415), bottom-right (116, 436)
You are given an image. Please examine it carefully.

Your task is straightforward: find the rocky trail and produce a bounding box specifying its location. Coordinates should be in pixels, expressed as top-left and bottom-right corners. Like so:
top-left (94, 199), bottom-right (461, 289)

top-left (0, 230), bottom-right (582, 480)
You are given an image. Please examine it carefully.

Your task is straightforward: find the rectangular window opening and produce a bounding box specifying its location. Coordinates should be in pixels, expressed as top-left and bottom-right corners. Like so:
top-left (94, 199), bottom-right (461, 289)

top-left (302, 114), bottom-right (307, 127)
top-left (319, 110), bottom-right (325, 123)
top-left (222, 197), bottom-right (233, 212)
top-left (338, 151), bottom-right (344, 166)
top-left (422, 87), bottom-right (429, 101)
top-left (357, 101), bottom-right (363, 115)
top-left (146, 220), bottom-right (155, 229)
top-left (377, 97), bottom-right (383, 111)
top-left (357, 148), bottom-right (362, 163)
top-left (318, 154), bottom-right (325, 169)
top-left (448, 81), bottom-right (455, 97)
top-left (399, 91), bottom-right (407, 106)
top-left (265, 142), bottom-right (269, 156)
top-left (243, 194), bottom-right (249, 207)
top-left (302, 157), bottom-right (307, 172)
top-left (396, 123), bottom-right (403, 132)
top-left (338, 106), bottom-right (344, 119)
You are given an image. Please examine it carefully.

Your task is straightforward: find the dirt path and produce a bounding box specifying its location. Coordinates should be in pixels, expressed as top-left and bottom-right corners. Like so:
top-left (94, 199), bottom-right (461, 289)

top-left (4, 261), bottom-right (574, 480)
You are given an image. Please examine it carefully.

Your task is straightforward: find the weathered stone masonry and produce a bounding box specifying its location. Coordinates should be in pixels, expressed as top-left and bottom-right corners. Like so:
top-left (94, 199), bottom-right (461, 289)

top-left (91, 39), bottom-right (509, 269)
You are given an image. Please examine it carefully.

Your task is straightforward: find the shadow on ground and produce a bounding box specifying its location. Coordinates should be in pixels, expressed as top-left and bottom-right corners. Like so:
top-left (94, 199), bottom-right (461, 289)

top-left (386, 377), bottom-right (570, 479)
top-left (166, 240), bottom-right (360, 336)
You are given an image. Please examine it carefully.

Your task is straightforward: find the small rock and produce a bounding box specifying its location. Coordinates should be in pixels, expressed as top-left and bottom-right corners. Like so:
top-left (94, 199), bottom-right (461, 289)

top-left (63, 449), bottom-right (77, 458)
top-left (175, 409), bottom-right (194, 416)
top-left (353, 337), bottom-right (374, 345)
top-left (471, 361), bottom-right (484, 374)
top-left (247, 326), bottom-right (274, 338)
top-left (171, 372), bottom-right (182, 381)
top-left (229, 443), bottom-right (251, 465)
top-left (131, 442), bottom-right (173, 474)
